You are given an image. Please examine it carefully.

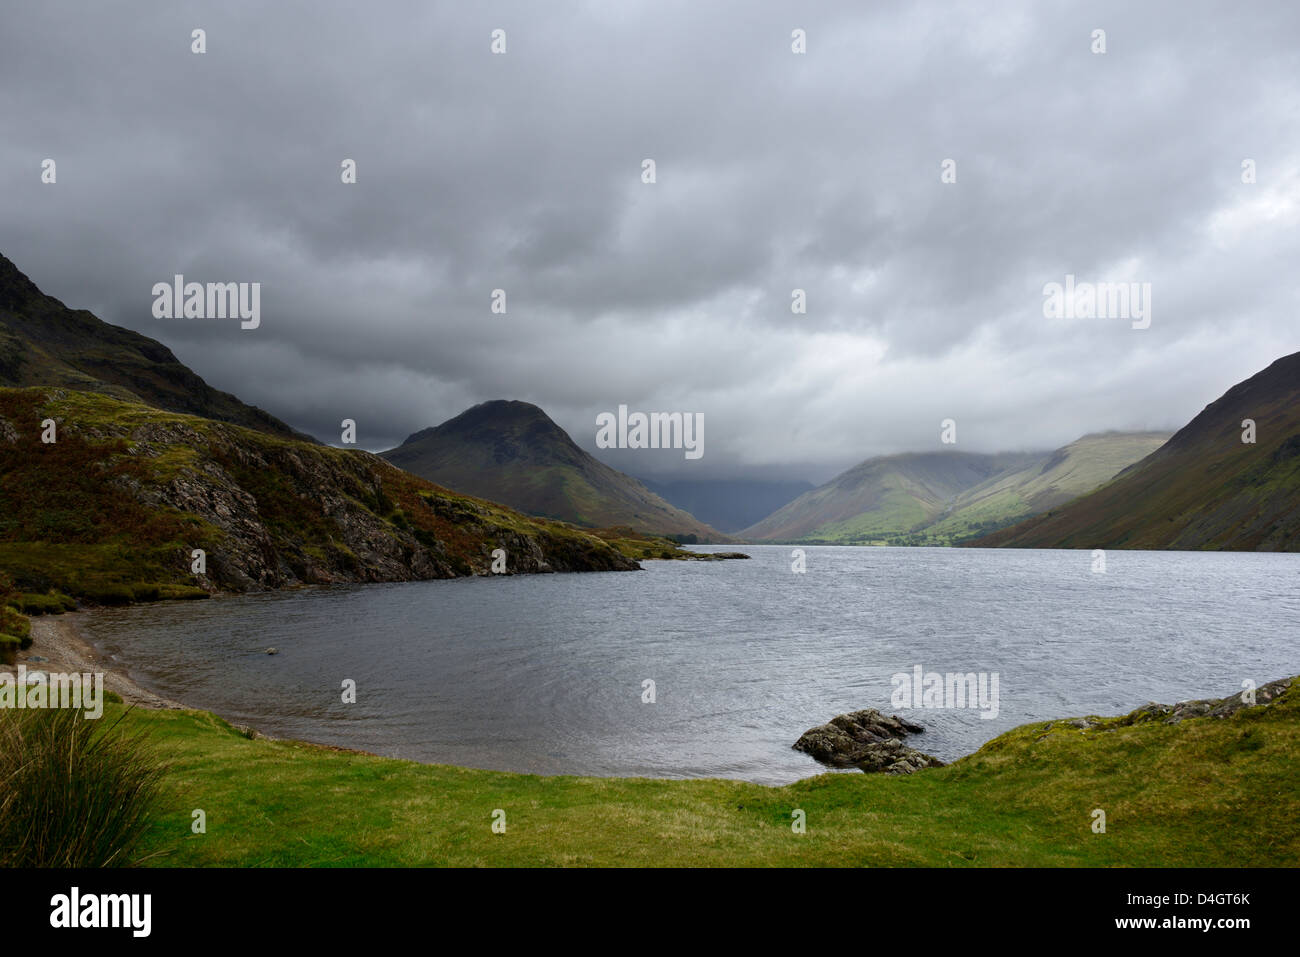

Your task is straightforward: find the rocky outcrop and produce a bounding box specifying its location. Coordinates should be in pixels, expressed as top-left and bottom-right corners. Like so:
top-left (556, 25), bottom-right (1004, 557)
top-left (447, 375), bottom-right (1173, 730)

top-left (675, 551), bottom-right (750, 561)
top-left (1039, 677), bottom-right (1294, 735)
top-left (143, 423), bottom-right (640, 590)
top-left (0, 387), bottom-right (640, 599)
top-left (793, 709), bottom-right (944, 774)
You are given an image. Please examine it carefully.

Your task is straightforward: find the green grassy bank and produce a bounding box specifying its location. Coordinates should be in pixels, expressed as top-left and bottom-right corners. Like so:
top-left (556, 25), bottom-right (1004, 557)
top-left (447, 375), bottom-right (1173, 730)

top-left (102, 677), bottom-right (1300, 867)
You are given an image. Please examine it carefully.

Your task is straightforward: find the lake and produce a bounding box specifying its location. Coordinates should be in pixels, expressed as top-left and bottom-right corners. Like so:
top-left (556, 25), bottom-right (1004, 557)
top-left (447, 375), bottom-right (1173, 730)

top-left (82, 545), bottom-right (1300, 785)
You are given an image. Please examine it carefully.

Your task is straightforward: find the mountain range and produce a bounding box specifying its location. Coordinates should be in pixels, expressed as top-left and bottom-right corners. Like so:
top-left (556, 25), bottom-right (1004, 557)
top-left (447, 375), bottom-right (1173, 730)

top-left (740, 433), bottom-right (1171, 545)
top-left (4, 249), bottom-right (1298, 579)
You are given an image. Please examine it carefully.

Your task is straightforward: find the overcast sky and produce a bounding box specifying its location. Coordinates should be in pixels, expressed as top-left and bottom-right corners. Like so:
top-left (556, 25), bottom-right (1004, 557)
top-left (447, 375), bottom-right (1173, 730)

top-left (2, 0), bottom-right (1297, 483)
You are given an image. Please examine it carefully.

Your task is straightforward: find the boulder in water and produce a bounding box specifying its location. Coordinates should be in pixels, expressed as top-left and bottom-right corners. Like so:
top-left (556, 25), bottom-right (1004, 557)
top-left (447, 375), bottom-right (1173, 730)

top-left (793, 708), bottom-right (944, 774)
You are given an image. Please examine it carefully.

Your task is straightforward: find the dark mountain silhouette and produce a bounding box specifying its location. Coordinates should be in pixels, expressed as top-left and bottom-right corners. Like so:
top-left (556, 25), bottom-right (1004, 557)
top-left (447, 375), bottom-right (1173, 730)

top-left (0, 253), bottom-right (312, 442)
top-left (382, 400), bottom-right (727, 540)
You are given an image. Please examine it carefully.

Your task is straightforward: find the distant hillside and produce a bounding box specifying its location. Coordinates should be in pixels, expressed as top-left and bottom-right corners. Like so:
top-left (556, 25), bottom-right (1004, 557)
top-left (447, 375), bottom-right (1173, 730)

top-left (0, 253), bottom-right (312, 442)
top-left (740, 434), bottom-right (1167, 545)
top-left (382, 400), bottom-right (728, 541)
top-left (638, 477), bottom-right (814, 533)
top-left (740, 451), bottom-right (1040, 543)
top-left (0, 387), bottom-right (637, 603)
top-left (920, 432), bottom-right (1171, 544)
top-left (975, 353), bottom-right (1300, 550)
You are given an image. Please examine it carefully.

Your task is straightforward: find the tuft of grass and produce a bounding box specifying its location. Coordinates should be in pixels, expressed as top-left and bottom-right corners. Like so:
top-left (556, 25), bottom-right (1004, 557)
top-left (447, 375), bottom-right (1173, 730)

top-left (0, 707), bottom-right (170, 867)
top-left (0, 572), bottom-right (33, 658)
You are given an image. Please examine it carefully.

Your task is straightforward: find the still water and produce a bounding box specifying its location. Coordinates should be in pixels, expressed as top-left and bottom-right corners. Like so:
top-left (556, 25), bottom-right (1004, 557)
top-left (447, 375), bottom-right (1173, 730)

top-left (83, 546), bottom-right (1299, 785)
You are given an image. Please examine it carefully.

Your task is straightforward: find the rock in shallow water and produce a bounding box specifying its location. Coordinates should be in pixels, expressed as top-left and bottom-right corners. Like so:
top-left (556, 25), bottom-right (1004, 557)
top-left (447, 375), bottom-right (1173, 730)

top-left (793, 708), bottom-right (944, 774)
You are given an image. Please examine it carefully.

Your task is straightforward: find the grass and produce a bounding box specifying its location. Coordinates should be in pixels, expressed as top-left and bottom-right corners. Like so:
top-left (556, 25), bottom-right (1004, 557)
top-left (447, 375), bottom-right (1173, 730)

top-left (0, 705), bottom-right (169, 867)
top-left (751, 435), bottom-right (1171, 547)
top-left (106, 677), bottom-right (1300, 867)
top-left (0, 572), bottom-right (32, 662)
top-left (588, 526), bottom-right (696, 560)
top-left (10, 590), bottom-right (78, 615)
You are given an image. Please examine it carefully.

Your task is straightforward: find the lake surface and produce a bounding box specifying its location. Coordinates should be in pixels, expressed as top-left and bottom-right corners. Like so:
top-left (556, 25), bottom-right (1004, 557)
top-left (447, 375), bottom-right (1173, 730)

top-left (82, 546), bottom-right (1300, 785)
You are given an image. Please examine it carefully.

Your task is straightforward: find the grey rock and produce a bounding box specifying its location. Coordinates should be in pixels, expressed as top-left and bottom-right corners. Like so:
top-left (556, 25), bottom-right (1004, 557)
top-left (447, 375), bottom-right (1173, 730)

top-left (793, 707), bottom-right (944, 774)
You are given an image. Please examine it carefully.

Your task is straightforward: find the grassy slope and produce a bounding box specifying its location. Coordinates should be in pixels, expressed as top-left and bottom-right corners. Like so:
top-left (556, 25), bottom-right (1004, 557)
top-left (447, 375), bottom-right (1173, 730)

top-left (118, 679), bottom-right (1300, 867)
top-left (805, 486), bottom-right (936, 542)
top-left (0, 387), bottom-right (636, 601)
top-left (741, 452), bottom-right (1039, 543)
top-left (977, 353), bottom-right (1300, 550)
top-left (917, 432), bottom-right (1171, 545)
top-left (743, 436), bottom-right (1167, 546)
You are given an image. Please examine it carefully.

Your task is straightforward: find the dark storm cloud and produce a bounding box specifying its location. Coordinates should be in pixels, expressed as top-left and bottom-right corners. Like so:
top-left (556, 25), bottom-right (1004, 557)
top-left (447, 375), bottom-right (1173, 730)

top-left (1, 0), bottom-right (1297, 480)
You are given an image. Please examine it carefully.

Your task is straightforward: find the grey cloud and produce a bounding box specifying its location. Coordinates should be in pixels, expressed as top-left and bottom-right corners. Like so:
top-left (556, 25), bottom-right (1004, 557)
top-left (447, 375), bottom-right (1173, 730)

top-left (1, 0), bottom-right (1297, 480)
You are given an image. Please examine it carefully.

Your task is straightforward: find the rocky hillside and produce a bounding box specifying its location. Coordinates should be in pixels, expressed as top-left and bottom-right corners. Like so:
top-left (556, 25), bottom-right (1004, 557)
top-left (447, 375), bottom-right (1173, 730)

top-left (0, 387), bottom-right (636, 603)
top-left (383, 400), bottom-right (728, 541)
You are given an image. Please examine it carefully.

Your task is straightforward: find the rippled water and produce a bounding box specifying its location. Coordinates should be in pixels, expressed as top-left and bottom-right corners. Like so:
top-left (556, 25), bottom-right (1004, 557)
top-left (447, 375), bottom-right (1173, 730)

top-left (83, 546), bottom-right (1300, 785)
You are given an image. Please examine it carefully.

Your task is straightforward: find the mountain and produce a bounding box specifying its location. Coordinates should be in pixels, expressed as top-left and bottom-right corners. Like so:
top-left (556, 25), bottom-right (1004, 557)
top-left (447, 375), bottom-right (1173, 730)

top-left (974, 353), bottom-right (1300, 550)
top-left (381, 400), bottom-right (728, 541)
top-left (0, 253), bottom-right (312, 442)
top-left (740, 433), bottom-right (1169, 545)
top-left (0, 387), bottom-right (637, 603)
top-left (918, 431), bottom-right (1171, 544)
top-left (738, 451), bottom-right (1040, 543)
top-left (637, 477), bottom-right (814, 533)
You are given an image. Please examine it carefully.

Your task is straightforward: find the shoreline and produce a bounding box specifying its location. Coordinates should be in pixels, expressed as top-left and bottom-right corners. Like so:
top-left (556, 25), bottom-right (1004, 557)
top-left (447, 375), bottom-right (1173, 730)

top-left (12, 610), bottom-right (397, 759)
top-left (11, 608), bottom-right (1294, 788)
top-left (7, 611), bottom-right (188, 711)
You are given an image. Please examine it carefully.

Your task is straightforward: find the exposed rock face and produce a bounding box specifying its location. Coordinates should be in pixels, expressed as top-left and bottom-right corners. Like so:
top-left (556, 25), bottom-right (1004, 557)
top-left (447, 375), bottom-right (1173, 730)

top-left (0, 387), bottom-right (640, 598)
top-left (1030, 678), bottom-right (1294, 747)
top-left (793, 709), bottom-right (944, 774)
top-left (134, 423), bottom-right (641, 590)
